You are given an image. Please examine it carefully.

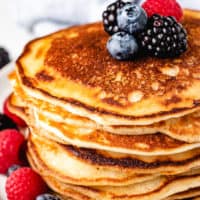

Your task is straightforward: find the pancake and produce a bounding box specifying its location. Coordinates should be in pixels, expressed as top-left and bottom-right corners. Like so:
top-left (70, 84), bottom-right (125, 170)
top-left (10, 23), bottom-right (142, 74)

top-left (9, 73), bottom-right (200, 144)
top-left (9, 72), bottom-right (98, 129)
top-left (166, 187), bottom-right (200, 200)
top-left (41, 175), bottom-right (200, 200)
top-left (27, 142), bottom-right (157, 187)
top-left (104, 111), bottom-right (200, 143)
top-left (33, 104), bottom-right (200, 144)
top-left (28, 146), bottom-right (200, 199)
top-left (26, 133), bottom-right (161, 186)
top-left (36, 118), bottom-right (200, 156)
top-left (15, 9), bottom-right (200, 126)
top-left (7, 91), bottom-right (200, 156)
top-left (57, 187), bottom-right (200, 200)
top-left (27, 133), bottom-right (200, 187)
top-left (6, 93), bottom-right (28, 123)
top-left (34, 111), bottom-right (200, 156)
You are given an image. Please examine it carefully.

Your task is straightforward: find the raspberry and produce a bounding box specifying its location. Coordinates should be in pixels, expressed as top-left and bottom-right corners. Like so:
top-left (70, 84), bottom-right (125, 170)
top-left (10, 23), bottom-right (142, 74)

top-left (6, 167), bottom-right (48, 200)
top-left (142, 0), bottom-right (183, 22)
top-left (3, 96), bottom-right (26, 127)
top-left (0, 129), bottom-right (25, 173)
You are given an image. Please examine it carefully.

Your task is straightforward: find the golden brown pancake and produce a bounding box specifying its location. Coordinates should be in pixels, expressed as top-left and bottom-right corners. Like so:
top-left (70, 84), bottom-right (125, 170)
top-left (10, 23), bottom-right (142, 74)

top-left (7, 91), bottom-right (200, 156)
top-left (10, 73), bottom-right (200, 144)
top-left (166, 187), bottom-right (200, 200)
top-left (104, 112), bottom-right (200, 143)
top-left (40, 175), bottom-right (200, 200)
top-left (15, 9), bottom-right (200, 126)
top-left (34, 114), bottom-right (200, 156)
top-left (6, 93), bottom-right (27, 122)
top-left (28, 145), bottom-right (200, 199)
top-left (27, 132), bottom-right (200, 187)
top-left (27, 141), bottom-right (157, 187)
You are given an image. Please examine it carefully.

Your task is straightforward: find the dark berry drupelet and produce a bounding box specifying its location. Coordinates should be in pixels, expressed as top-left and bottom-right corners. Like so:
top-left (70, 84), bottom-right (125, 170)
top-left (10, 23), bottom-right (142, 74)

top-left (7, 164), bottom-right (21, 177)
top-left (102, 0), bottom-right (126, 35)
top-left (138, 14), bottom-right (187, 58)
top-left (0, 114), bottom-right (18, 131)
top-left (0, 47), bottom-right (10, 69)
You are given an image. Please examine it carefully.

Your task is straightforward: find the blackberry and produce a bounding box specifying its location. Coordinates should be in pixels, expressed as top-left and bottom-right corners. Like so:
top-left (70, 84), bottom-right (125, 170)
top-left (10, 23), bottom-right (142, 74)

top-left (138, 14), bottom-right (187, 58)
top-left (0, 47), bottom-right (10, 69)
top-left (102, 0), bottom-right (125, 35)
top-left (0, 114), bottom-right (18, 131)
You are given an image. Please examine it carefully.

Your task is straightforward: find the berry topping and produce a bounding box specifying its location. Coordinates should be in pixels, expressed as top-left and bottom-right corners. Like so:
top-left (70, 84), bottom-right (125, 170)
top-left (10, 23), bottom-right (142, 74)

top-left (0, 47), bottom-right (10, 69)
top-left (103, 0), bottom-right (125, 35)
top-left (36, 193), bottom-right (61, 200)
top-left (3, 97), bottom-right (26, 127)
top-left (6, 167), bottom-right (48, 200)
top-left (117, 4), bottom-right (147, 34)
top-left (7, 165), bottom-right (21, 177)
top-left (0, 129), bottom-right (25, 174)
top-left (0, 113), bottom-right (18, 131)
top-left (138, 14), bottom-right (187, 58)
top-left (142, 0), bottom-right (183, 22)
top-left (107, 31), bottom-right (138, 60)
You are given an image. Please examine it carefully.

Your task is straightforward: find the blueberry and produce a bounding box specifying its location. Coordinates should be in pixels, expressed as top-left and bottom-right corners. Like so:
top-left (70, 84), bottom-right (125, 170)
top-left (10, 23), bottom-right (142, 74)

top-left (117, 4), bottom-right (147, 34)
top-left (0, 114), bottom-right (18, 131)
top-left (36, 193), bottom-right (61, 200)
top-left (7, 164), bottom-right (21, 176)
top-left (107, 32), bottom-right (138, 60)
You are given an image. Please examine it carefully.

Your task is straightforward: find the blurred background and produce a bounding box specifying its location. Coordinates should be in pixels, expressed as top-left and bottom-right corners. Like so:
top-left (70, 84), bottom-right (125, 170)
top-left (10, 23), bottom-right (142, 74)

top-left (0, 0), bottom-right (199, 60)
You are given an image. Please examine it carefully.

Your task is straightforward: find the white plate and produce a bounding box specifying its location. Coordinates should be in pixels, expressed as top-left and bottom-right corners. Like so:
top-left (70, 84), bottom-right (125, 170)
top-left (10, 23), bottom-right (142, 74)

top-left (0, 174), bottom-right (6, 200)
top-left (0, 63), bottom-right (15, 200)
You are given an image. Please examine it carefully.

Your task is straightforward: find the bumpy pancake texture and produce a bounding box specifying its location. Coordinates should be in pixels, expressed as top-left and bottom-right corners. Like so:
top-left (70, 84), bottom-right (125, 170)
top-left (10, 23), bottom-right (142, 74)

top-left (8, 9), bottom-right (200, 200)
top-left (16, 10), bottom-right (200, 126)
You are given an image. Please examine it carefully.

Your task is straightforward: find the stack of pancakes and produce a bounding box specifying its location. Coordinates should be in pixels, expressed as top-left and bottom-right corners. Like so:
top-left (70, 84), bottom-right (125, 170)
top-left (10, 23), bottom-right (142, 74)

top-left (8, 9), bottom-right (200, 200)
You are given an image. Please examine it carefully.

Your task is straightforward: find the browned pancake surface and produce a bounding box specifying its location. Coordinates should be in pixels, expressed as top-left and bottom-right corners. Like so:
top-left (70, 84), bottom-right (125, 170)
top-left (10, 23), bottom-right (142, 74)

top-left (44, 16), bottom-right (200, 106)
top-left (16, 10), bottom-right (200, 126)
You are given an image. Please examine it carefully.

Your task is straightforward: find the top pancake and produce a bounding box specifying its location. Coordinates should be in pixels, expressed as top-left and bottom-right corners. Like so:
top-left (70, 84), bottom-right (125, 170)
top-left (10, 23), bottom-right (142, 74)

top-left (16, 9), bottom-right (200, 125)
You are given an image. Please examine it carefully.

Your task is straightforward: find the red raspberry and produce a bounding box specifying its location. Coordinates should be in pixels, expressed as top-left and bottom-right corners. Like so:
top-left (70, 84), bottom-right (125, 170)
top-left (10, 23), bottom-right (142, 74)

top-left (3, 96), bottom-right (26, 127)
top-left (0, 129), bottom-right (25, 174)
top-left (6, 167), bottom-right (48, 200)
top-left (142, 0), bottom-right (183, 22)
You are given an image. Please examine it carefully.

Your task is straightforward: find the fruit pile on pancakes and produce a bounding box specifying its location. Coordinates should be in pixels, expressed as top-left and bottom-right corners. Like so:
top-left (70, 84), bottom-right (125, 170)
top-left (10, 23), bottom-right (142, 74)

top-left (7, 0), bottom-right (200, 199)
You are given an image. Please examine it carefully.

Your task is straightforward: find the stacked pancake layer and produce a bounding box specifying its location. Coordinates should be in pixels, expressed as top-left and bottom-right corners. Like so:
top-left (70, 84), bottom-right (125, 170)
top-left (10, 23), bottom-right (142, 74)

top-left (9, 9), bottom-right (200, 200)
